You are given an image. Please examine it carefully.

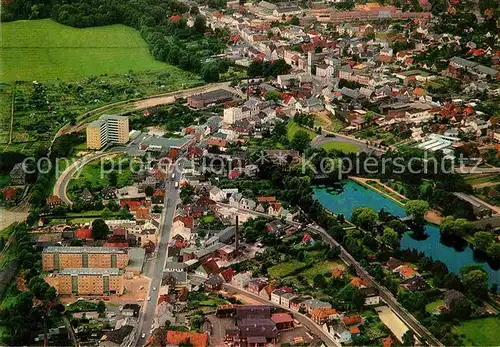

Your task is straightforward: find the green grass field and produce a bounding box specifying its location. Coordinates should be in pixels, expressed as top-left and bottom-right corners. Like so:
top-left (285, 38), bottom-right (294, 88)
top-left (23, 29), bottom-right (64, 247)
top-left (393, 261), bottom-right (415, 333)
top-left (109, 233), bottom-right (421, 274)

top-left (319, 141), bottom-right (360, 153)
top-left (425, 299), bottom-right (444, 313)
top-left (286, 121), bottom-right (316, 141)
top-left (453, 317), bottom-right (500, 346)
top-left (1, 19), bottom-right (184, 81)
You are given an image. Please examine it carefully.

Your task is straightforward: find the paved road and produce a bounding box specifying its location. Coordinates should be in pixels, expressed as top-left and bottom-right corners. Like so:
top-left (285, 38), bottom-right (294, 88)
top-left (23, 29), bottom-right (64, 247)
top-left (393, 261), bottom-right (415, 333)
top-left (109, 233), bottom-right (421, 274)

top-left (53, 151), bottom-right (121, 205)
top-left (188, 274), bottom-right (339, 346)
top-left (217, 203), bottom-right (443, 347)
top-left (133, 164), bottom-right (181, 346)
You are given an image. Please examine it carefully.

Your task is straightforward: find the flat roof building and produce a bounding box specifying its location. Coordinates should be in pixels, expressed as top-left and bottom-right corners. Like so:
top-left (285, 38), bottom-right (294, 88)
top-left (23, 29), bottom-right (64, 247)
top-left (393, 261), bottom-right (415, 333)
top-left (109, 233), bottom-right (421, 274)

top-left (86, 114), bottom-right (129, 150)
top-left (42, 246), bottom-right (129, 271)
top-left (55, 268), bottom-right (123, 296)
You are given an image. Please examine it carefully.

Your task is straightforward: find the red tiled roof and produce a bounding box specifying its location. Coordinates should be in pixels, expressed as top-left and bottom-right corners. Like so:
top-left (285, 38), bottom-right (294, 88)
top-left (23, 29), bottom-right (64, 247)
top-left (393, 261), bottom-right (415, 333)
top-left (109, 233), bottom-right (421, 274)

top-left (398, 265), bottom-right (417, 278)
top-left (46, 195), bottom-right (61, 204)
top-left (257, 196), bottom-right (276, 202)
top-left (75, 228), bottom-right (92, 239)
top-left (154, 189), bottom-right (165, 197)
top-left (221, 268), bottom-right (236, 282)
top-left (136, 207), bottom-right (150, 219)
top-left (3, 187), bottom-right (16, 200)
top-left (382, 336), bottom-right (394, 347)
top-left (342, 315), bottom-right (362, 325)
top-left (169, 15), bottom-right (182, 22)
top-left (271, 313), bottom-right (294, 324)
top-left (166, 331), bottom-right (208, 347)
top-left (332, 268), bottom-right (344, 278)
top-left (350, 277), bottom-right (370, 288)
top-left (120, 200), bottom-right (147, 212)
top-left (350, 326), bottom-right (360, 334)
top-left (207, 138), bottom-right (227, 148)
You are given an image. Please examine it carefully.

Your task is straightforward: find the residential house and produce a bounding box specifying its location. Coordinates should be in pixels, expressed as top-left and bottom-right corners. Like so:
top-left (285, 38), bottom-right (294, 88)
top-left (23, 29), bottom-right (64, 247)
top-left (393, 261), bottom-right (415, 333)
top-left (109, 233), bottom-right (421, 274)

top-left (303, 299), bottom-right (332, 314)
top-left (46, 195), bottom-right (63, 208)
top-left (195, 258), bottom-right (221, 278)
top-left (268, 203), bottom-right (282, 217)
top-left (350, 277), bottom-right (370, 289)
top-left (209, 186), bottom-right (226, 202)
top-left (395, 265), bottom-right (418, 280)
top-left (239, 198), bottom-right (256, 210)
top-left (323, 321), bottom-right (352, 344)
top-left (9, 163), bottom-right (26, 186)
top-left (386, 257), bottom-right (402, 271)
top-left (204, 275), bottom-right (224, 291)
top-left (444, 289), bottom-right (466, 309)
top-left (311, 308), bottom-right (338, 325)
top-left (231, 271), bottom-right (252, 288)
top-left (360, 287), bottom-right (380, 306)
top-left (247, 278), bottom-right (268, 294)
top-left (229, 193), bottom-right (242, 207)
top-left (289, 296), bottom-right (312, 311)
top-left (271, 312), bottom-right (294, 330)
top-left (280, 292), bottom-right (297, 309)
top-left (405, 276), bottom-right (430, 292)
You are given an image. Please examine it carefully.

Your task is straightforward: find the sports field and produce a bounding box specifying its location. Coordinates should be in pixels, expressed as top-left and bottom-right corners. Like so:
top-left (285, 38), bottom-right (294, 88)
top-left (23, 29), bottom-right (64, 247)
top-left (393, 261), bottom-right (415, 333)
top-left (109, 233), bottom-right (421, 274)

top-left (1, 19), bottom-right (179, 81)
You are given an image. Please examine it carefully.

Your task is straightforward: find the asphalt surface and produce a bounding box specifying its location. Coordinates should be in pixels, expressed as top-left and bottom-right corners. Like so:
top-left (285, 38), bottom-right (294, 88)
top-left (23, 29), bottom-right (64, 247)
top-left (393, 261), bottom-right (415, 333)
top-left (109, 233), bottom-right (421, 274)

top-left (134, 165), bottom-right (181, 346)
top-left (217, 203), bottom-right (444, 347)
top-left (53, 151), bottom-right (121, 205)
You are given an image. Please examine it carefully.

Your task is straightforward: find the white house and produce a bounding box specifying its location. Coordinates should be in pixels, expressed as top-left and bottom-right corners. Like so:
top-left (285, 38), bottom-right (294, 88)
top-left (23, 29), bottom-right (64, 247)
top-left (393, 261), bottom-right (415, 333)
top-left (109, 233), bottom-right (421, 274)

top-left (229, 193), bottom-right (243, 207)
top-left (323, 322), bottom-right (352, 344)
top-left (209, 186), bottom-right (226, 202)
top-left (239, 198), bottom-right (256, 210)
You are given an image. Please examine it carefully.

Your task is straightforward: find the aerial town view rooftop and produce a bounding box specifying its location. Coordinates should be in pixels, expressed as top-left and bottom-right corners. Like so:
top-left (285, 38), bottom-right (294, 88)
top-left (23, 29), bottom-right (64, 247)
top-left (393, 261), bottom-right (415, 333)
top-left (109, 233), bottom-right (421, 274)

top-left (1, 0), bottom-right (500, 346)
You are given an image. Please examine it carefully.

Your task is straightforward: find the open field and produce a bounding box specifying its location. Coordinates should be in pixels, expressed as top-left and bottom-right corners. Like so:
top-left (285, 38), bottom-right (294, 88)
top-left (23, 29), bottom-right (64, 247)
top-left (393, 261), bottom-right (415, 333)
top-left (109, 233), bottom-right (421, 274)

top-left (319, 141), bottom-right (360, 153)
top-left (453, 317), bottom-right (500, 346)
top-left (1, 19), bottom-right (184, 82)
top-left (286, 121), bottom-right (316, 141)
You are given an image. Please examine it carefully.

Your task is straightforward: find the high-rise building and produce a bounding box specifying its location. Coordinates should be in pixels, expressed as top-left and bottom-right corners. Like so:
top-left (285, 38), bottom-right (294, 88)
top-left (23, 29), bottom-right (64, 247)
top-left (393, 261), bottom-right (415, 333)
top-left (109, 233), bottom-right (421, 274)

top-left (55, 268), bottom-right (124, 296)
top-left (86, 114), bottom-right (129, 149)
top-left (42, 246), bottom-right (129, 271)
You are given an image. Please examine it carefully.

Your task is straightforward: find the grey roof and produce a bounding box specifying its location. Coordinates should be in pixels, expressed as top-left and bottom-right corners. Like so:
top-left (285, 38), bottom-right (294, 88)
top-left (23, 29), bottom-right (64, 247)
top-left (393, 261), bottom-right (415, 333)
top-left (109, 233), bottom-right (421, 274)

top-left (43, 246), bottom-right (127, 254)
top-left (59, 268), bottom-right (121, 276)
top-left (450, 56), bottom-right (478, 68)
top-left (204, 275), bottom-right (224, 286)
top-left (472, 65), bottom-right (499, 77)
top-left (182, 242), bottom-right (225, 258)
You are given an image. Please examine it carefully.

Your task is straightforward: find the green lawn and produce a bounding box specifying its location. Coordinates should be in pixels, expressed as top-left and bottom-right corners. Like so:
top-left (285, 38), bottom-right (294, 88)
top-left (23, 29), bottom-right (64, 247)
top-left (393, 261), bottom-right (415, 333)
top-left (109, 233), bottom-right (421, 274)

top-left (268, 260), bottom-right (306, 279)
top-left (286, 121), bottom-right (316, 141)
top-left (302, 260), bottom-right (345, 284)
top-left (319, 141), bottom-right (360, 153)
top-left (1, 19), bottom-right (188, 81)
top-left (67, 155), bottom-right (138, 200)
top-left (425, 299), bottom-right (444, 313)
top-left (453, 317), bottom-right (500, 346)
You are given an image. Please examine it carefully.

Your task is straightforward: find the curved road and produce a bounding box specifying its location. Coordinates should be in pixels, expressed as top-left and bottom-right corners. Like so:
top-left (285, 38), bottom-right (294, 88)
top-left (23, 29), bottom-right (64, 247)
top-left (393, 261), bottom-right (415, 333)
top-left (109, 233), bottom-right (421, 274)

top-left (53, 151), bottom-right (121, 205)
top-left (217, 203), bottom-right (443, 347)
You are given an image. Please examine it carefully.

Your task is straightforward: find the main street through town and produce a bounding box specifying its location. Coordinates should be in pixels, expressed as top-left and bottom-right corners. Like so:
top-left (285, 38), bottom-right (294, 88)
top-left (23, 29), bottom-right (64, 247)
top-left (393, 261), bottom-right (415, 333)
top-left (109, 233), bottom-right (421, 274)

top-left (133, 163), bottom-right (182, 346)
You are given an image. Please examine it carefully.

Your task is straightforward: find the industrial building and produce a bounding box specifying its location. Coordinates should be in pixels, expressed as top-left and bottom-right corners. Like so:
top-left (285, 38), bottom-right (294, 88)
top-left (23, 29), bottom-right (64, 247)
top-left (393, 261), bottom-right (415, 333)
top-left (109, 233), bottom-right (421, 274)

top-left (86, 114), bottom-right (129, 149)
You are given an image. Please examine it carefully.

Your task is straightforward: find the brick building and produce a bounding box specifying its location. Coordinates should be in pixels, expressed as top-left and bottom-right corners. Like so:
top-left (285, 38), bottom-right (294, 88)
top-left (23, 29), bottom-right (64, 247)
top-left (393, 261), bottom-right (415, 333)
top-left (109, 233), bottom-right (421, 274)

top-left (55, 268), bottom-right (123, 296)
top-left (42, 246), bottom-right (129, 271)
